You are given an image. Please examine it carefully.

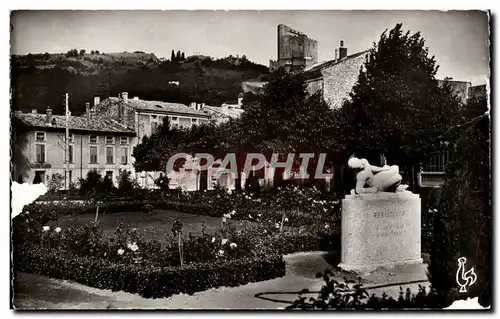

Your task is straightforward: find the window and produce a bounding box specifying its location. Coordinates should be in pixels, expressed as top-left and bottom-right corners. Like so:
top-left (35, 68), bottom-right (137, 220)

top-left (121, 147), bottom-right (128, 165)
top-left (90, 146), bottom-right (98, 164)
top-left (68, 171), bottom-right (72, 185)
top-left (423, 151), bottom-right (450, 173)
top-left (89, 135), bottom-right (98, 144)
top-left (35, 144), bottom-right (45, 163)
top-left (106, 147), bottom-right (114, 164)
top-left (68, 145), bottom-right (74, 163)
top-left (120, 137), bottom-right (128, 145)
top-left (192, 118), bottom-right (198, 125)
top-left (105, 136), bottom-right (114, 144)
top-left (35, 132), bottom-right (46, 142)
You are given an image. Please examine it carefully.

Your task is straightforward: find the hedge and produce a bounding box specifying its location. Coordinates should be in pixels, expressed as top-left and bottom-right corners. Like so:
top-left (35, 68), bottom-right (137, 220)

top-left (14, 245), bottom-right (286, 299)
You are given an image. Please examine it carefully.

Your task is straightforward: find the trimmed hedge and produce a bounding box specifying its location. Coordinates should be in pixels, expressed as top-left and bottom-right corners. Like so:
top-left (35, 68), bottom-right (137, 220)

top-left (15, 245), bottom-right (286, 299)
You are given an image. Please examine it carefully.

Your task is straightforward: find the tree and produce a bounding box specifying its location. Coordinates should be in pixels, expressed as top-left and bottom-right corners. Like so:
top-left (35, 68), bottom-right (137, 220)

top-left (95, 50), bottom-right (100, 54)
top-left (91, 50), bottom-right (95, 54)
top-left (181, 52), bottom-right (185, 61)
top-left (337, 23), bottom-right (464, 191)
top-left (171, 50), bottom-right (176, 62)
top-left (117, 169), bottom-right (139, 195)
top-left (176, 50), bottom-right (181, 61)
top-left (79, 49), bottom-right (86, 56)
top-left (79, 170), bottom-right (103, 196)
top-left (427, 107), bottom-right (490, 306)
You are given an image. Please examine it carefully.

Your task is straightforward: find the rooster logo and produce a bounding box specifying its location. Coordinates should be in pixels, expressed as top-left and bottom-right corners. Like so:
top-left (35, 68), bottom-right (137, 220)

top-left (456, 257), bottom-right (477, 293)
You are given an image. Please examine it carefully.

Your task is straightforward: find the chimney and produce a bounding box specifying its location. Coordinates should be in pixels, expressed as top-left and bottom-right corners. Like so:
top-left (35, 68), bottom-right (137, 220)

top-left (86, 102), bottom-right (91, 122)
top-left (31, 109), bottom-right (37, 114)
top-left (133, 96), bottom-right (139, 100)
top-left (122, 92), bottom-right (128, 101)
top-left (237, 97), bottom-right (243, 108)
top-left (46, 108), bottom-right (52, 124)
top-left (190, 102), bottom-right (196, 109)
top-left (334, 49), bottom-right (339, 61)
top-left (201, 103), bottom-right (205, 110)
top-left (339, 40), bottom-right (348, 59)
top-left (94, 96), bottom-right (100, 106)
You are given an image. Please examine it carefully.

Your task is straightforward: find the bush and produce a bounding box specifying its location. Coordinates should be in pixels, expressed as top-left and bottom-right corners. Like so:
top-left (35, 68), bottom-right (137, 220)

top-left (287, 270), bottom-right (459, 309)
top-left (117, 170), bottom-right (139, 195)
top-left (14, 244), bottom-right (286, 299)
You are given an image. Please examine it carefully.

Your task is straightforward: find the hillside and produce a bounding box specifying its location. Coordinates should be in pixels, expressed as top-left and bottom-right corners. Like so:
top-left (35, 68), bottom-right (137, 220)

top-left (10, 51), bottom-right (270, 115)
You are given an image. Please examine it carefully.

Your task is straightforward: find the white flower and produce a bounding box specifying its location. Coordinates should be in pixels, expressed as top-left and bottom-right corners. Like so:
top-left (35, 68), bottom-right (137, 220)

top-left (258, 213), bottom-right (262, 217)
top-left (275, 223), bottom-right (280, 229)
top-left (127, 242), bottom-right (139, 252)
top-left (54, 227), bottom-right (61, 233)
top-left (248, 214), bottom-right (253, 219)
top-left (264, 229), bottom-right (267, 234)
top-left (230, 243), bottom-right (237, 249)
top-left (42, 226), bottom-right (50, 232)
top-left (117, 248), bottom-right (125, 255)
top-left (132, 228), bottom-right (137, 232)
top-left (25, 211), bottom-right (30, 215)
top-left (222, 217), bottom-right (227, 223)
top-left (284, 217), bottom-right (289, 222)
top-left (212, 237), bottom-right (216, 243)
top-left (222, 238), bottom-right (229, 245)
top-left (218, 249), bottom-right (224, 256)
top-left (325, 224), bottom-right (330, 229)
top-left (323, 208), bottom-right (328, 212)
top-left (230, 210), bottom-right (236, 215)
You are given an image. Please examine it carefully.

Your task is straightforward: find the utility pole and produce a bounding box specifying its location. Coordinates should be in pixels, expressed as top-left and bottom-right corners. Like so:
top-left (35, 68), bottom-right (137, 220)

top-left (65, 93), bottom-right (69, 190)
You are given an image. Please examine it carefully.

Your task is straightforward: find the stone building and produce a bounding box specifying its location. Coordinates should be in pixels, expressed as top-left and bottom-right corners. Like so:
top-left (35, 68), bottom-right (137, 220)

top-left (304, 41), bottom-right (369, 108)
top-left (269, 24), bottom-right (319, 73)
top-left (11, 108), bottom-right (136, 188)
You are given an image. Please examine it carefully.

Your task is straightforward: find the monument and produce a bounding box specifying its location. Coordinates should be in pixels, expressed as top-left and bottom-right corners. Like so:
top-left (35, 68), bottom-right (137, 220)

top-left (338, 157), bottom-right (423, 273)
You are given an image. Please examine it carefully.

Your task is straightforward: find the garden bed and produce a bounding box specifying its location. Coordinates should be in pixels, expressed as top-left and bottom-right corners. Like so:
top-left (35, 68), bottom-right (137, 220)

top-left (14, 245), bottom-right (286, 299)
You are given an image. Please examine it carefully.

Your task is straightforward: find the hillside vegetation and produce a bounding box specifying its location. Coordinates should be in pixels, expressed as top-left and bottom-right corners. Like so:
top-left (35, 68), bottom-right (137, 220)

top-left (11, 51), bottom-right (269, 115)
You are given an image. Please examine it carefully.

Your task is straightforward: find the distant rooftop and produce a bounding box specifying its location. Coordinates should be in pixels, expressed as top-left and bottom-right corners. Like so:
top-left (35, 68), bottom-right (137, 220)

top-left (12, 112), bottom-right (135, 135)
top-left (106, 97), bottom-right (211, 118)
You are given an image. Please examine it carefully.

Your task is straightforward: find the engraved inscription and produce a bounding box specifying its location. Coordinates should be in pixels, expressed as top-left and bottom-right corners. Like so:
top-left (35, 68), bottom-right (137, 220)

top-left (373, 211), bottom-right (406, 218)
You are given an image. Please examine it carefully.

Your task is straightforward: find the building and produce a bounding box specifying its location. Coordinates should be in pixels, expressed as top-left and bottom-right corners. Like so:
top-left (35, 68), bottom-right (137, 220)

top-left (11, 108), bottom-right (136, 188)
top-left (304, 41), bottom-right (369, 108)
top-left (269, 24), bottom-right (319, 73)
top-left (89, 92), bottom-right (212, 189)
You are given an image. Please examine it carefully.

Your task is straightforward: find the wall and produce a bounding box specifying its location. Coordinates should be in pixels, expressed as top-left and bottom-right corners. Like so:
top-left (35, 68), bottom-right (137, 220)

top-left (20, 129), bottom-right (135, 188)
top-left (275, 24), bottom-right (318, 72)
top-left (306, 78), bottom-right (323, 96)
top-left (437, 80), bottom-right (471, 104)
top-left (321, 53), bottom-right (366, 108)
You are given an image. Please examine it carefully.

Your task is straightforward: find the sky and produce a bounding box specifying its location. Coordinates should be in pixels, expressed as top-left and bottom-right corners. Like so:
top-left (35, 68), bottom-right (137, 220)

top-left (10, 10), bottom-right (490, 85)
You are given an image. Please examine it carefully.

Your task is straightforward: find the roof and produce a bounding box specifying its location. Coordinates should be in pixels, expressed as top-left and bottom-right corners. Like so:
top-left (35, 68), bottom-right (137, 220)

top-left (12, 112), bottom-right (136, 135)
top-left (200, 105), bottom-right (243, 123)
top-left (107, 97), bottom-right (211, 117)
top-left (304, 50), bottom-right (370, 80)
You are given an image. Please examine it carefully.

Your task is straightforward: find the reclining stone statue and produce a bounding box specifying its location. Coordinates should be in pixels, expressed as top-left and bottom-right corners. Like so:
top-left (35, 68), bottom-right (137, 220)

top-left (348, 156), bottom-right (409, 195)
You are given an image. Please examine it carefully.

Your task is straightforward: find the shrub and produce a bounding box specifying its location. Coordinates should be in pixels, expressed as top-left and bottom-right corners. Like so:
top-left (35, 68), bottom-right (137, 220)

top-left (117, 169), bottom-right (139, 195)
top-left (286, 270), bottom-right (459, 309)
top-left (15, 245), bottom-right (286, 299)
top-left (47, 173), bottom-right (64, 192)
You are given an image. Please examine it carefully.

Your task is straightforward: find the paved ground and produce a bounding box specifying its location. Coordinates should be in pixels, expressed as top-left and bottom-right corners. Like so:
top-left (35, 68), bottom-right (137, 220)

top-left (12, 251), bottom-right (429, 310)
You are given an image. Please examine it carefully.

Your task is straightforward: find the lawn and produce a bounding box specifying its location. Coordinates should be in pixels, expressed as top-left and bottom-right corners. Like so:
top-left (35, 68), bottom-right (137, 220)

top-left (50, 209), bottom-right (262, 245)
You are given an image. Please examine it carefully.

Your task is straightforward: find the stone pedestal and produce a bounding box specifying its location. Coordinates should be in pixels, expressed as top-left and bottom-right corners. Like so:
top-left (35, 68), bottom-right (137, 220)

top-left (338, 192), bottom-right (423, 273)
